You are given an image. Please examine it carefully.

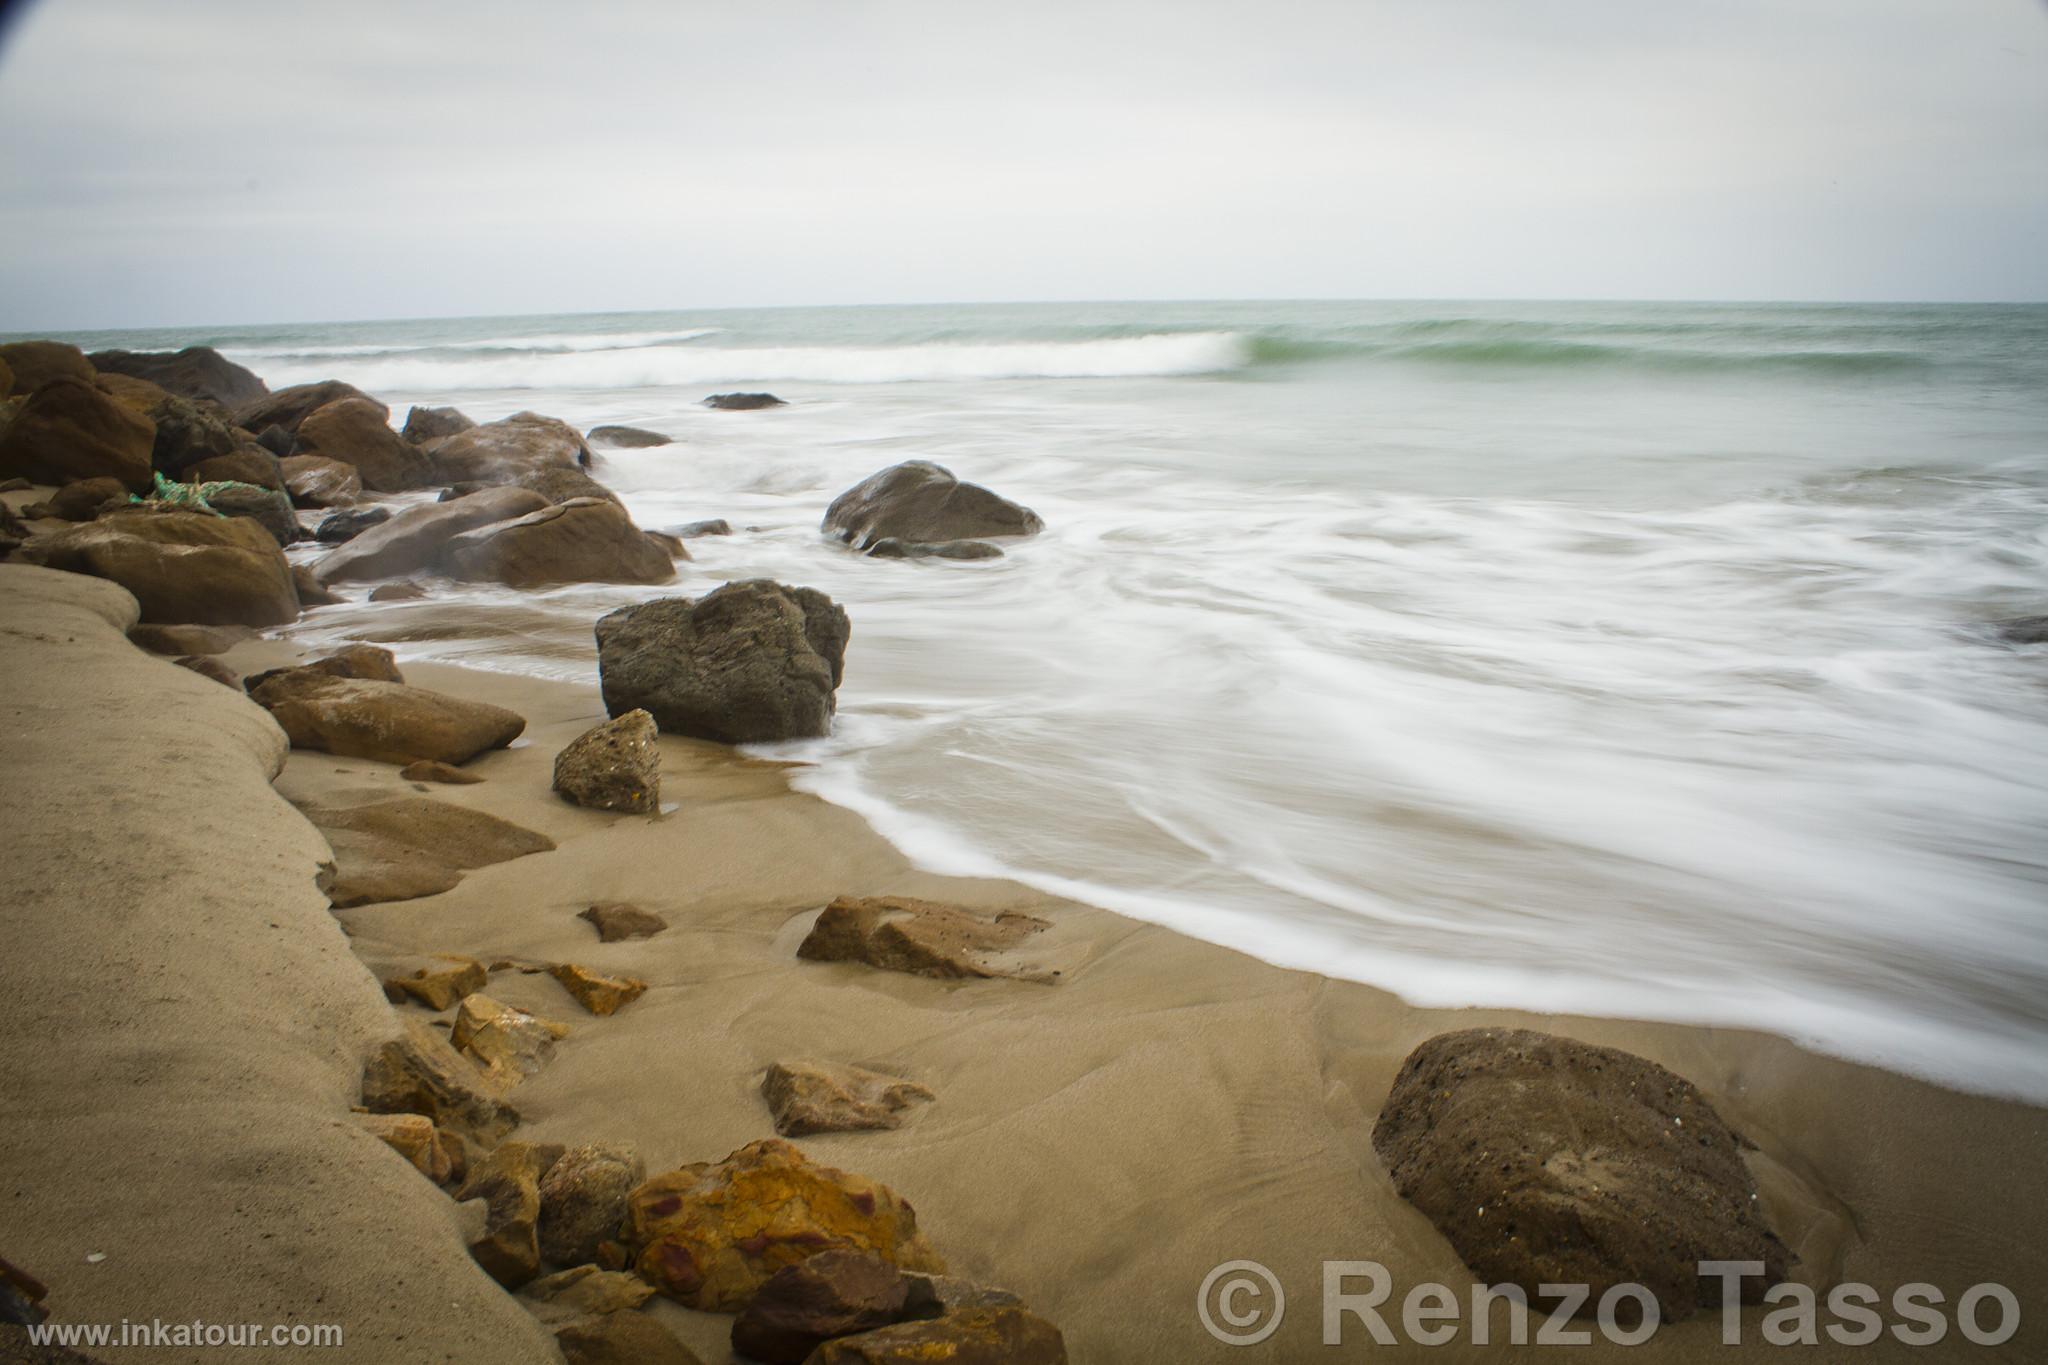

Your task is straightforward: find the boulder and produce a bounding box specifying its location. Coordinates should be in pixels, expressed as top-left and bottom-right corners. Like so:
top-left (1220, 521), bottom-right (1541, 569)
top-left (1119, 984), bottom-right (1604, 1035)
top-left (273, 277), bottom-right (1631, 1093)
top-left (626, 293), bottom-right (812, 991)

top-left (797, 897), bottom-right (1055, 983)
top-left (554, 1313), bottom-right (704, 1365)
top-left (400, 758), bottom-right (483, 784)
top-left (552, 710), bottom-right (660, 814)
top-left (253, 671), bottom-right (525, 765)
top-left (594, 581), bottom-right (848, 744)
top-left (185, 449), bottom-right (285, 491)
top-left (667, 519), bottom-right (731, 538)
top-left (205, 483), bottom-right (301, 546)
top-left (301, 796), bottom-right (551, 907)
top-left (808, 1307), bottom-right (1067, 1364)
top-left (95, 371), bottom-right (173, 415)
top-left (231, 379), bottom-right (375, 436)
top-left (127, 622), bottom-right (254, 655)
top-left (516, 1266), bottom-right (655, 1323)
top-left (360, 1013), bottom-right (520, 1149)
top-left (253, 423), bottom-right (295, 458)
top-left (243, 643), bottom-right (403, 692)
top-left (144, 394), bottom-right (248, 476)
top-left (316, 485), bottom-right (549, 582)
top-left (441, 498), bottom-right (675, 588)
top-left (38, 477), bottom-right (128, 522)
top-left (731, 1250), bottom-right (910, 1365)
top-left (625, 1139), bottom-right (944, 1311)
top-left (355, 1111), bottom-right (463, 1186)
top-left (587, 425), bottom-right (672, 448)
top-left (579, 903), bottom-right (667, 943)
top-left (19, 508), bottom-right (298, 626)
top-left (899, 1272), bottom-right (1025, 1320)
top-left (174, 654), bottom-right (240, 688)
top-left (292, 563), bottom-right (344, 607)
top-left (1996, 615), bottom-right (2048, 645)
top-left (703, 392), bottom-right (785, 410)
top-left (296, 397), bottom-right (434, 491)
top-left (89, 346), bottom-right (269, 407)
top-left (823, 461), bottom-right (1041, 551)
top-left (279, 454), bottom-right (362, 508)
top-left (1372, 1028), bottom-right (1790, 1320)
top-left (516, 465), bottom-right (622, 507)
top-left (539, 1143), bottom-right (646, 1269)
top-left (314, 505), bottom-right (391, 544)
top-left (0, 377), bottom-right (155, 492)
top-left (644, 530), bottom-right (687, 559)
top-left (370, 580), bottom-right (428, 601)
top-left (458, 1139), bottom-right (563, 1288)
top-left (548, 963), bottom-right (647, 1017)
top-left (384, 954), bottom-right (488, 1010)
top-left (866, 537), bottom-right (1003, 561)
top-left (402, 404), bottom-right (476, 444)
top-left (431, 411), bottom-right (591, 485)
top-left (0, 340), bottom-right (96, 394)
top-left (451, 993), bottom-right (570, 1086)
top-left (760, 1062), bottom-right (934, 1137)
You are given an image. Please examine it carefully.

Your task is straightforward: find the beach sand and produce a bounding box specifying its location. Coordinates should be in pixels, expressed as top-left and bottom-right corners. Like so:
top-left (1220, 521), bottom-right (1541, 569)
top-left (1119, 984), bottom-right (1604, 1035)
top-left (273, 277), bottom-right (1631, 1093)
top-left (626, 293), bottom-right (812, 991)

top-left (3, 560), bottom-right (2043, 1362)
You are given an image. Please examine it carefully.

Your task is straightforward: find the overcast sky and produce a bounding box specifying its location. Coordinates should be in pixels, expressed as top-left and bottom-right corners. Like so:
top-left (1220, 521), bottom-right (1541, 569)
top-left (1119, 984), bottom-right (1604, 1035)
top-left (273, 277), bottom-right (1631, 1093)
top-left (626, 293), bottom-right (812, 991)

top-left (1, 0), bottom-right (2043, 329)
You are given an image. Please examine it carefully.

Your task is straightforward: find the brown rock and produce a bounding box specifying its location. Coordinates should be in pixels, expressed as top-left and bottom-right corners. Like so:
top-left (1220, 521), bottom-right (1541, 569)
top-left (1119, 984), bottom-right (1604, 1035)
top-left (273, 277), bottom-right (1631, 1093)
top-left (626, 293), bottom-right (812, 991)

top-left (0, 341), bottom-right (96, 394)
top-left (296, 397), bottom-right (434, 492)
top-left (231, 379), bottom-right (375, 437)
top-left (539, 1143), bottom-right (646, 1269)
top-left (316, 485), bottom-right (550, 582)
top-left (578, 903), bottom-right (667, 943)
top-left (587, 425), bottom-right (673, 448)
top-left (442, 498), bottom-right (675, 588)
top-left (19, 508), bottom-right (299, 626)
top-left (625, 1139), bottom-right (944, 1311)
top-left (400, 759), bottom-right (483, 784)
top-left (0, 377), bottom-right (155, 492)
top-left (730, 1249), bottom-right (910, 1364)
top-left (89, 346), bottom-right (268, 408)
top-left (808, 1307), bottom-right (1067, 1364)
top-left (1372, 1028), bottom-right (1791, 1320)
top-left (93, 371), bottom-right (174, 416)
top-left (39, 477), bottom-right (128, 521)
top-left (822, 461), bottom-right (1042, 551)
top-left (279, 454), bottom-right (363, 508)
top-left (243, 644), bottom-right (404, 692)
top-left (292, 563), bottom-right (343, 607)
top-left (431, 411), bottom-right (591, 484)
top-left (451, 993), bottom-right (569, 1086)
top-left (354, 1111), bottom-right (461, 1185)
top-left (128, 622), bottom-right (255, 655)
top-left (144, 394), bottom-right (248, 477)
top-left (552, 710), bottom-right (660, 814)
top-left (458, 1140), bottom-right (563, 1289)
top-left (384, 954), bottom-right (488, 1010)
top-left (516, 1266), bottom-right (655, 1323)
top-left (173, 654), bottom-right (239, 688)
top-left (760, 1062), bottom-right (934, 1138)
top-left (315, 505), bottom-right (392, 544)
top-left (797, 897), bottom-right (1055, 982)
top-left (206, 482), bottom-right (301, 545)
top-left (548, 963), bottom-right (647, 1017)
top-left (402, 404), bottom-right (475, 444)
top-left (185, 448), bottom-right (286, 491)
top-left (303, 797), bottom-right (553, 907)
top-left (516, 465), bottom-right (622, 507)
top-left (554, 1312), bottom-right (704, 1365)
top-left (360, 1013), bottom-right (520, 1149)
top-left (250, 673), bottom-right (525, 765)
top-left (370, 580), bottom-right (428, 602)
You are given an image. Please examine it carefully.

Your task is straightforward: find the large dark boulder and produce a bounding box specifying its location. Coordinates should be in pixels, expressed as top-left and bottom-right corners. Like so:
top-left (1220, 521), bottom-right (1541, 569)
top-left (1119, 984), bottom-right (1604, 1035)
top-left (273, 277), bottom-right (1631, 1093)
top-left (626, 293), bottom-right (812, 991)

top-left (431, 411), bottom-right (591, 485)
top-left (808, 1307), bottom-right (1067, 1363)
top-left (1372, 1028), bottom-right (1790, 1320)
top-left (315, 505), bottom-right (391, 544)
top-left (296, 397), bottom-right (434, 491)
top-left (595, 580), bottom-right (848, 743)
top-left (19, 507), bottom-right (299, 626)
top-left (441, 498), bottom-right (675, 588)
top-left (231, 379), bottom-right (374, 437)
top-left (823, 461), bottom-right (1042, 552)
top-left (206, 483), bottom-right (303, 547)
top-left (147, 393), bottom-right (248, 476)
top-left (89, 346), bottom-right (268, 408)
top-left (0, 377), bottom-right (156, 492)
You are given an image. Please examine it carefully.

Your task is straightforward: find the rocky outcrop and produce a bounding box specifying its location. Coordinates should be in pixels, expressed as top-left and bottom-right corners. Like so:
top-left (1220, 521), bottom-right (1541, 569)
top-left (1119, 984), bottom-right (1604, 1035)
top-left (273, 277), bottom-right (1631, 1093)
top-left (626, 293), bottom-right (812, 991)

top-left (0, 341), bottom-right (96, 394)
top-left (809, 1306), bottom-right (1067, 1363)
top-left (552, 710), bottom-right (660, 814)
top-left (402, 405), bottom-right (475, 444)
top-left (732, 1250), bottom-right (910, 1364)
top-left (293, 564), bottom-right (343, 607)
top-left (823, 461), bottom-right (1042, 552)
top-left (555, 1312), bottom-right (704, 1365)
top-left (442, 499), bottom-right (675, 588)
top-left (459, 1140), bottom-right (563, 1288)
top-left (231, 380), bottom-right (374, 437)
top-left (296, 397), bottom-right (434, 491)
top-left (452, 993), bottom-right (569, 1086)
top-left (539, 1143), bottom-right (645, 1269)
top-left (19, 508), bottom-right (298, 626)
top-left (431, 411), bottom-right (591, 485)
top-left (703, 392), bottom-right (785, 410)
top-left (206, 483), bottom-right (302, 547)
top-left (0, 377), bottom-right (156, 492)
top-left (306, 795), bottom-right (552, 906)
top-left (253, 672), bottom-right (526, 765)
top-left (360, 1014), bottom-right (521, 1149)
top-left (548, 963), bottom-right (647, 1016)
top-left (314, 505), bottom-right (391, 544)
top-left (625, 1139), bottom-right (943, 1311)
top-left (315, 486), bottom-right (549, 582)
top-left (587, 425), bottom-right (672, 447)
top-left (579, 903), bottom-right (667, 942)
top-left (384, 955), bottom-right (488, 1010)
top-left (761, 1062), bottom-right (935, 1137)
top-left (798, 897), bottom-right (1055, 982)
top-left (278, 454), bottom-right (362, 508)
top-left (1372, 1028), bottom-right (1790, 1319)
top-left (89, 346), bottom-right (268, 408)
top-left (594, 581), bottom-right (848, 744)
top-left (31, 477), bottom-right (128, 522)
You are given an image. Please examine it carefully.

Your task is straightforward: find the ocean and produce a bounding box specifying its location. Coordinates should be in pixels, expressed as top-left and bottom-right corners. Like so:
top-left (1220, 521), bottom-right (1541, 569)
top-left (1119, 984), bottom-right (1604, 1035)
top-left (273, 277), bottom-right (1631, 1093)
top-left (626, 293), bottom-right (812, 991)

top-left (43, 299), bottom-right (2048, 1100)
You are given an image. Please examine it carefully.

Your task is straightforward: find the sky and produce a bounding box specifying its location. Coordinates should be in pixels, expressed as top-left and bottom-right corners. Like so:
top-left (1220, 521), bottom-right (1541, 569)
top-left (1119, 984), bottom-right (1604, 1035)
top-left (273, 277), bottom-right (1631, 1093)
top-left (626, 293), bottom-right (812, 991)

top-left (0, 0), bottom-right (2043, 329)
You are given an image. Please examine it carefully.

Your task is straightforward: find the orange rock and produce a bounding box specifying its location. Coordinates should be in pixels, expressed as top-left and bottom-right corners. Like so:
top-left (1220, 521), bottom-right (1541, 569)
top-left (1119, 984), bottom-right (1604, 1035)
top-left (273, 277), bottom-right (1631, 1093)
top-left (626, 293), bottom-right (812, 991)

top-left (549, 963), bottom-right (647, 1016)
top-left (385, 955), bottom-right (487, 1011)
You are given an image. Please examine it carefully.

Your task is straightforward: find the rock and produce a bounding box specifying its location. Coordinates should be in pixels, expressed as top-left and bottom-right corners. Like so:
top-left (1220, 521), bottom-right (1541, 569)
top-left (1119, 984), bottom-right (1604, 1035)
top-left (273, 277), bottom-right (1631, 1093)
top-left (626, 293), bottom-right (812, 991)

top-left (19, 508), bottom-right (299, 626)
top-left (458, 1139), bottom-right (563, 1288)
top-left (702, 392), bottom-right (786, 410)
top-left (1996, 615), bottom-right (2048, 644)
top-left (898, 1272), bottom-right (1025, 1320)
top-left (823, 461), bottom-right (1042, 551)
top-left (797, 897), bottom-right (1055, 982)
top-left (539, 1143), bottom-right (646, 1269)
top-left (626, 1139), bottom-right (944, 1311)
top-left (231, 379), bottom-right (375, 437)
top-left (0, 341), bottom-right (96, 394)
top-left (515, 465), bottom-right (623, 507)
top-left (587, 425), bottom-right (672, 448)
top-left (314, 505), bottom-right (392, 544)
top-left (243, 643), bottom-right (404, 692)
top-left (760, 1062), bottom-right (934, 1137)
top-left (553, 710), bottom-right (661, 814)
top-left (384, 954), bottom-right (488, 1010)
top-left (253, 673), bottom-right (527, 765)
top-left (400, 758), bottom-right (483, 784)
top-left (866, 537), bottom-right (1003, 561)
top-left (173, 654), bottom-right (240, 688)
top-left (438, 482), bottom-right (493, 501)
top-left (279, 454), bottom-right (363, 508)
top-left (667, 519), bottom-right (731, 538)
top-left (354, 1111), bottom-right (461, 1186)
top-left (516, 1266), bottom-right (655, 1324)
top-left (145, 394), bottom-right (253, 476)
top-left (370, 580), bottom-right (428, 602)
top-left (431, 411), bottom-right (591, 485)
top-left (89, 346), bottom-right (268, 407)
top-left (0, 477), bottom-right (28, 492)
top-left (644, 531), bottom-right (688, 559)
top-left (253, 423), bottom-right (295, 458)
top-left (296, 397), bottom-right (434, 492)
top-left (731, 1250), bottom-right (910, 1365)
top-left (1372, 1028), bottom-right (1791, 1320)
top-left (302, 796), bottom-right (552, 906)
top-left (579, 903), bottom-right (667, 943)
top-left (127, 622), bottom-right (254, 655)
top-left (360, 1013), bottom-right (521, 1149)
top-left (402, 405), bottom-right (475, 444)
top-left (808, 1307), bottom-right (1067, 1364)
top-left (293, 563), bottom-right (343, 607)
top-left (185, 448), bottom-right (286, 491)
top-left (554, 1312), bottom-right (704, 1365)
top-left (0, 377), bottom-right (155, 492)
top-left (595, 581), bottom-right (848, 744)
top-left (205, 482), bottom-right (302, 546)
top-left (548, 963), bottom-right (647, 1017)
top-left (315, 485), bottom-right (550, 582)
top-left (40, 477), bottom-right (128, 522)
top-left (441, 498), bottom-right (675, 588)
top-left (94, 371), bottom-right (174, 416)
top-left (452, 993), bottom-right (570, 1086)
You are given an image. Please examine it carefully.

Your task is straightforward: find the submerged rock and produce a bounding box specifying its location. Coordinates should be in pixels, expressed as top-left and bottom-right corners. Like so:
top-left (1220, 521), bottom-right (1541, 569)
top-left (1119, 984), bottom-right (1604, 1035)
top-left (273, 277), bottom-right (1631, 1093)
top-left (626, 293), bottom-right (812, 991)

top-left (595, 580), bottom-right (848, 744)
top-left (1996, 615), bottom-right (2048, 645)
top-left (1372, 1028), bottom-right (1790, 1320)
top-left (360, 1013), bottom-right (521, 1149)
top-left (553, 710), bottom-right (661, 814)
top-left (587, 424), bottom-right (672, 447)
top-left (702, 392), bottom-right (785, 409)
top-left (90, 345), bottom-right (269, 408)
top-left (400, 758), bottom-right (484, 784)
top-left (731, 1249), bottom-right (910, 1365)
top-left (866, 537), bottom-right (1002, 561)
top-left (761, 1061), bottom-right (935, 1137)
top-left (798, 896), bottom-right (1055, 982)
top-left (539, 1143), bottom-right (645, 1269)
top-left (20, 508), bottom-right (299, 626)
top-left (0, 376), bottom-right (155, 492)
top-left (579, 902), bottom-right (668, 942)
top-left (823, 461), bottom-right (1041, 552)
top-left (441, 498), bottom-right (675, 588)
top-left (370, 580), bottom-right (429, 602)
top-left (667, 518), bottom-right (731, 538)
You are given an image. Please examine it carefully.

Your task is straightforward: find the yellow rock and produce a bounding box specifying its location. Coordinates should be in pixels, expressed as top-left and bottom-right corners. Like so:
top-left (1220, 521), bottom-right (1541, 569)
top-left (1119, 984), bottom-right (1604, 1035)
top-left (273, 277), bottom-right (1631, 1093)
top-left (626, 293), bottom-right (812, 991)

top-left (549, 962), bottom-right (647, 1016)
top-left (450, 992), bottom-right (569, 1085)
top-left (354, 1111), bottom-right (460, 1186)
top-left (385, 954), bottom-right (488, 1010)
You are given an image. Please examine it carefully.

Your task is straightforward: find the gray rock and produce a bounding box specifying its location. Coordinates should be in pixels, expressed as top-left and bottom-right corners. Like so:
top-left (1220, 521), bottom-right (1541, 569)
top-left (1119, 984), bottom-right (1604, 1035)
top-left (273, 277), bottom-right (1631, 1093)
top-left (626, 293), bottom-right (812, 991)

top-left (552, 710), bottom-right (661, 814)
top-left (586, 424), bottom-right (672, 447)
top-left (314, 504), bottom-right (392, 544)
top-left (823, 461), bottom-right (1041, 551)
top-left (702, 392), bottom-right (785, 410)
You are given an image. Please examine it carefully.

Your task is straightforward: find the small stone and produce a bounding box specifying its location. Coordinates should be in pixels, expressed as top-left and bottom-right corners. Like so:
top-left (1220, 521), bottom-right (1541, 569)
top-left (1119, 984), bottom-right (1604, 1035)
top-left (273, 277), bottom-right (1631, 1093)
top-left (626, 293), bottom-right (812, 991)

top-left (385, 955), bottom-right (488, 1011)
top-left (516, 1265), bottom-right (655, 1323)
top-left (668, 519), bottom-right (731, 538)
top-left (539, 1143), bottom-right (646, 1269)
top-left (549, 963), bottom-right (647, 1016)
top-left (450, 993), bottom-right (569, 1085)
top-left (731, 1249), bottom-right (910, 1364)
top-left (398, 758), bottom-right (484, 784)
top-left (761, 1061), bottom-right (935, 1137)
top-left (578, 903), bottom-right (668, 943)
top-left (554, 1312), bottom-right (705, 1365)
top-left (354, 1111), bottom-right (461, 1186)
top-left (457, 1140), bottom-right (563, 1289)
top-left (359, 1014), bottom-right (519, 1149)
top-left (899, 1272), bottom-right (1026, 1320)
top-left (798, 896), bottom-right (1055, 982)
top-left (552, 709), bottom-right (661, 814)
